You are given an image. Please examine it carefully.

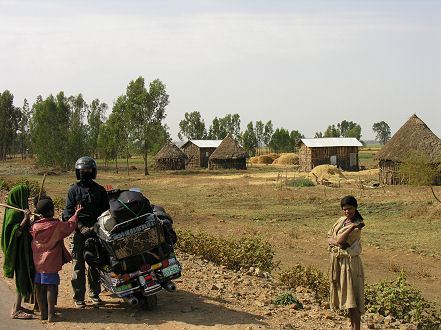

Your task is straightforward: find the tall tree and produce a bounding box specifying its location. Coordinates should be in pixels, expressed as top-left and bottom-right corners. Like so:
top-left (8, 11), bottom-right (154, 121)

top-left (345, 124), bottom-right (361, 140)
top-left (67, 94), bottom-right (89, 163)
top-left (241, 122), bottom-right (257, 156)
top-left (0, 90), bottom-right (20, 160)
top-left (18, 98), bottom-right (31, 159)
top-left (323, 124), bottom-right (340, 137)
top-left (30, 93), bottom-right (70, 167)
top-left (87, 99), bottom-right (108, 158)
top-left (263, 120), bottom-right (274, 150)
top-left (126, 77), bottom-right (169, 175)
top-left (269, 128), bottom-right (291, 153)
top-left (178, 111), bottom-right (207, 140)
top-left (207, 114), bottom-right (241, 140)
top-left (289, 130), bottom-right (304, 152)
top-left (255, 120), bottom-right (265, 155)
top-left (372, 121), bottom-right (391, 145)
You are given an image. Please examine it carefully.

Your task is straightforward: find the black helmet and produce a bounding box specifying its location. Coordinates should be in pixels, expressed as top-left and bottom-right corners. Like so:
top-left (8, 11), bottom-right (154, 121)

top-left (75, 156), bottom-right (97, 180)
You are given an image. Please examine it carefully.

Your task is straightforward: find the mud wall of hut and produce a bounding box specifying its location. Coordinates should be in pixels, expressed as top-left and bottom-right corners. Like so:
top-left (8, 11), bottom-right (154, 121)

top-left (154, 158), bottom-right (186, 170)
top-left (299, 145), bottom-right (359, 172)
top-left (379, 160), bottom-right (441, 185)
top-left (182, 143), bottom-right (217, 168)
top-left (208, 158), bottom-right (247, 170)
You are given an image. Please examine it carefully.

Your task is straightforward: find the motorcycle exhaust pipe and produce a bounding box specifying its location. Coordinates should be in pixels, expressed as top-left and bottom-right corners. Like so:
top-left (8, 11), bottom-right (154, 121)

top-left (163, 281), bottom-right (176, 292)
top-left (126, 296), bottom-right (139, 305)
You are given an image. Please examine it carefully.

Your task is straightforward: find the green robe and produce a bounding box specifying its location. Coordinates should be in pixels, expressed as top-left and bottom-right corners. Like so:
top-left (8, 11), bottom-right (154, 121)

top-left (1, 184), bottom-right (34, 297)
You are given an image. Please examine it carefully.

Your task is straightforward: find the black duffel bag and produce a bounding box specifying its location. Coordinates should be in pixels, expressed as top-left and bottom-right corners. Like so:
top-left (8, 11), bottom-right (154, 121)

top-left (109, 190), bottom-right (153, 223)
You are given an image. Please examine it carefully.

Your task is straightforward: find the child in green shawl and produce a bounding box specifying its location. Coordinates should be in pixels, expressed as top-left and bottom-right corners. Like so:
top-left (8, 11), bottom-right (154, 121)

top-left (1, 184), bottom-right (35, 319)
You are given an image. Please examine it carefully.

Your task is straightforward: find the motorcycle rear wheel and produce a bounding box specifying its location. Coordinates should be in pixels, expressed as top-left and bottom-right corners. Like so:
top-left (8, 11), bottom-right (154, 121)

top-left (137, 293), bottom-right (157, 311)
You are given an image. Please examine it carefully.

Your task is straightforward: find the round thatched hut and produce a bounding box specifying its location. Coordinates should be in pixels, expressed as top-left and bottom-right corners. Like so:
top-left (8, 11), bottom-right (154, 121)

top-left (208, 135), bottom-right (249, 170)
top-left (374, 114), bottom-right (441, 185)
top-left (154, 142), bottom-right (188, 170)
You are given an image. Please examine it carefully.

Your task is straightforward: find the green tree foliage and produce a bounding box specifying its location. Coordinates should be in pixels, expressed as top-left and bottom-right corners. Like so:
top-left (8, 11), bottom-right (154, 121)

top-left (269, 128), bottom-right (303, 153)
top-left (0, 90), bottom-right (21, 160)
top-left (67, 94), bottom-right (89, 161)
top-left (241, 122), bottom-right (258, 156)
top-left (372, 121), bottom-right (391, 145)
top-left (178, 111), bottom-right (207, 140)
top-left (255, 120), bottom-right (265, 155)
top-left (207, 114), bottom-right (241, 140)
top-left (263, 120), bottom-right (274, 147)
top-left (87, 99), bottom-right (107, 158)
top-left (30, 93), bottom-right (71, 167)
top-left (289, 130), bottom-right (304, 152)
top-left (120, 77), bottom-right (169, 175)
top-left (17, 98), bottom-right (31, 159)
top-left (318, 120), bottom-right (362, 140)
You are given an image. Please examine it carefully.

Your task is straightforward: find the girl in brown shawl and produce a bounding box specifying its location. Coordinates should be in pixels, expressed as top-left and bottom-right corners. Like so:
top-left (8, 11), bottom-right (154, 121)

top-left (327, 196), bottom-right (365, 330)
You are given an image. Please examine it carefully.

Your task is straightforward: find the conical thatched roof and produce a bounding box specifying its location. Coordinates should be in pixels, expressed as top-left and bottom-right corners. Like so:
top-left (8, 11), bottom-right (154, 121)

top-left (154, 142), bottom-right (188, 160)
top-left (374, 114), bottom-right (441, 162)
top-left (209, 135), bottom-right (249, 160)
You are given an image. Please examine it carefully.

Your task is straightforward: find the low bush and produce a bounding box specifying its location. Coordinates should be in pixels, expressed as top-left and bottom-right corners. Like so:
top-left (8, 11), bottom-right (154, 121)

top-left (286, 178), bottom-right (315, 187)
top-left (13, 177), bottom-right (45, 196)
top-left (0, 176), bottom-right (9, 191)
top-left (52, 196), bottom-right (66, 212)
top-left (176, 230), bottom-right (278, 272)
top-left (279, 264), bottom-right (329, 301)
top-left (365, 271), bottom-right (441, 328)
top-left (274, 292), bottom-right (303, 308)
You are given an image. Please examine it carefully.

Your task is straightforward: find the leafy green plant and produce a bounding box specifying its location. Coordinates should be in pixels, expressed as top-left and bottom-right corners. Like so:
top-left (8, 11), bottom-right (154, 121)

top-left (13, 177), bottom-right (44, 196)
top-left (286, 178), bottom-right (315, 187)
top-left (176, 230), bottom-right (278, 272)
top-left (274, 293), bottom-right (303, 308)
top-left (365, 271), bottom-right (441, 328)
top-left (0, 176), bottom-right (9, 191)
top-left (52, 196), bottom-right (66, 211)
top-left (399, 151), bottom-right (439, 186)
top-left (279, 264), bottom-right (329, 301)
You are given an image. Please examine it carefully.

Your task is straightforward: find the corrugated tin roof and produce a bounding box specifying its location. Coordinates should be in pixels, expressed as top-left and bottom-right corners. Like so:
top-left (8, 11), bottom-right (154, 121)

top-left (300, 138), bottom-right (363, 148)
top-left (185, 140), bottom-right (223, 148)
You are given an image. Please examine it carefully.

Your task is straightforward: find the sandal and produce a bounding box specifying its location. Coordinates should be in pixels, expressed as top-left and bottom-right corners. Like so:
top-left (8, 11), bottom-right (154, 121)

top-left (11, 310), bottom-right (34, 319)
top-left (19, 306), bottom-right (34, 314)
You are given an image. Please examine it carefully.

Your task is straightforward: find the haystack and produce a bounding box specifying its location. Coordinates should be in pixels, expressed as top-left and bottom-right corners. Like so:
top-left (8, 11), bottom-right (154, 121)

top-left (208, 135), bottom-right (249, 170)
top-left (310, 164), bottom-right (346, 181)
top-left (374, 114), bottom-right (441, 184)
top-left (272, 153), bottom-right (299, 165)
top-left (250, 155), bottom-right (274, 164)
top-left (154, 142), bottom-right (187, 170)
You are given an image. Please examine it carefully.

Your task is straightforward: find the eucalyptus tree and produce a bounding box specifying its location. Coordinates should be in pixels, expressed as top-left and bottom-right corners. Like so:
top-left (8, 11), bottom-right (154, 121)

top-left (241, 121), bottom-right (257, 156)
top-left (372, 121), bottom-right (391, 145)
top-left (88, 99), bottom-right (108, 158)
top-left (31, 92), bottom-right (70, 167)
top-left (0, 90), bottom-right (20, 160)
top-left (125, 77), bottom-right (169, 175)
top-left (17, 98), bottom-right (31, 159)
top-left (178, 111), bottom-right (207, 140)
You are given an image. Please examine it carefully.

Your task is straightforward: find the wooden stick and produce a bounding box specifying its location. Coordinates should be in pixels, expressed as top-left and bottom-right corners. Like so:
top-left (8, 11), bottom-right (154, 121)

top-left (38, 172), bottom-right (47, 202)
top-left (0, 203), bottom-right (42, 217)
top-left (430, 186), bottom-right (441, 204)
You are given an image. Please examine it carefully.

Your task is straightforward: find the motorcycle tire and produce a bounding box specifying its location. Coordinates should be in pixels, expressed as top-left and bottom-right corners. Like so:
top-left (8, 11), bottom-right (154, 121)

top-left (137, 293), bottom-right (157, 311)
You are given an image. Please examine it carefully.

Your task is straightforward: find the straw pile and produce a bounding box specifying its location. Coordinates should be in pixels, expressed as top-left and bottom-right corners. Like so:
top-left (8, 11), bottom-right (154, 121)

top-left (272, 153), bottom-right (299, 165)
top-left (310, 164), bottom-right (346, 181)
top-left (250, 155), bottom-right (277, 164)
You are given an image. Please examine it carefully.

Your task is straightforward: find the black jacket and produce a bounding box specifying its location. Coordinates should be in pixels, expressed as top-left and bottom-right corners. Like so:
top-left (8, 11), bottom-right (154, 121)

top-left (62, 181), bottom-right (109, 234)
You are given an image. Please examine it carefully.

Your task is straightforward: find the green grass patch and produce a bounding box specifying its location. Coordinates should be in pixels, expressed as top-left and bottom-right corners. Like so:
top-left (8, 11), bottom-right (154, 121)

top-left (286, 178), bottom-right (315, 187)
top-left (274, 293), bottom-right (303, 308)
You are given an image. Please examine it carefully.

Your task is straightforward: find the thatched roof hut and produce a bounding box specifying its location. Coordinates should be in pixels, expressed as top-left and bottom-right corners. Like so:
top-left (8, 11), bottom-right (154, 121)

top-left (154, 142), bottom-right (188, 170)
top-left (374, 114), bottom-right (441, 184)
top-left (208, 135), bottom-right (249, 170)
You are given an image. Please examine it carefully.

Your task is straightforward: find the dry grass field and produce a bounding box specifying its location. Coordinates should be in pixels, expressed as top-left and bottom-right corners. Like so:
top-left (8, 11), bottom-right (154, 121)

top-left (1, 156), bottom-right (441, 307)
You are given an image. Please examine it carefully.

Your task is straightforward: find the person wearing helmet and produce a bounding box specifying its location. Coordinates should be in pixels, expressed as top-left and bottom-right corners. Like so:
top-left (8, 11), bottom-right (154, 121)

top-left (62, 156), bottom-right (109, 308)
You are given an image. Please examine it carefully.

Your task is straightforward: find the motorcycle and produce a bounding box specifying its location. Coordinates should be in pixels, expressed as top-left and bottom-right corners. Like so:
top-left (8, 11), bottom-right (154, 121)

top-left (87, 190), bottom-right (182, 310)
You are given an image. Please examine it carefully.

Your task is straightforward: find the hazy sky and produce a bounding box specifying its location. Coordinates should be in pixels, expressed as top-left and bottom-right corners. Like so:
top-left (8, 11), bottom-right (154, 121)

top-left (1, 0), bottom-right (440, 141)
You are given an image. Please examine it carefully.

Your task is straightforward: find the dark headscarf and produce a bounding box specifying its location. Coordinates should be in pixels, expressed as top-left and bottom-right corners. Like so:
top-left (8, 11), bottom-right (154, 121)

top-left (340, 195), bottom-right (363, 221)
top-left (36, 198), bottom-right (54, 218)
top-left (1, 185), bottom-right (35, 297)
